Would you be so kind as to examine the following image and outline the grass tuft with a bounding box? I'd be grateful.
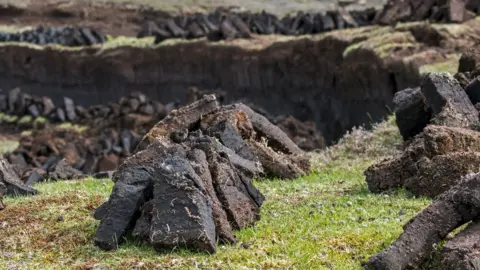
[311,115,402,171]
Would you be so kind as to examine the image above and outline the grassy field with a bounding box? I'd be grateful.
[0,117,431,269]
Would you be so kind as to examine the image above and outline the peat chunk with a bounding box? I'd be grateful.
[47,159,83,180]
[248,140,309,179]
[276,116,325,151]
[215,142,263,178]
[0,94,6,111]
[230,15,251,38]
[364,156,415,193]
[8,87,21,113]
[404,152,480,198]
[421,125,480,156]
[93,201,110,221]
[201,104,310,178]
[220,19,238,40]
[94,167,153,250]
[365,173,480,270]
[448,0,468,23]
[393,87,432,140]
[92,171,115,179]
[205,119,256,161]
[132,200,154,241]
[64,97,76,121]
[135,94,219,152]
[421,73,479,128]
[111,141,169,184]
[364,125,480,195]
[374,0,413,25]
[56,107,66,122]
[224,103,304,155]
[94,182,146,250]
[440,218,480,270]
[208,152,262,230]
[458,48,480,73]
[23,169,45,186]
[27,104,40,118]
[7,153,29,172]
[148,156,216,253]
[188,134,263,179]
[187,149,236,243]
[42,97,55,115]
[97,154,119,172]
[0,156,38,196]
[464,76,480,104]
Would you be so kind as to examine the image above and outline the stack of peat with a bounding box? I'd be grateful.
[363,52,480,269]
[0,25,106,46]
[0,90,180,184]
[5,126,143,184]
[0,88,177,131]
[375,0,480,25]
[93,95,310,253]
[139,0,480,43]
[365,72,480,197]
[184,87,326,151]
[138,8,375,43]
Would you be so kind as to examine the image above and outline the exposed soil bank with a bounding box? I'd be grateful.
[0,36,418,144]
[1,19,479,144]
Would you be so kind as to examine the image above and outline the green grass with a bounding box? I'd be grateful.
[0,111,88,137]
[419,54,461,74]
[0,116,431,269]
[0,139,18,153]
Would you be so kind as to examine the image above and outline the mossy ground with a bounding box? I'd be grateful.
[0,117,431,269]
